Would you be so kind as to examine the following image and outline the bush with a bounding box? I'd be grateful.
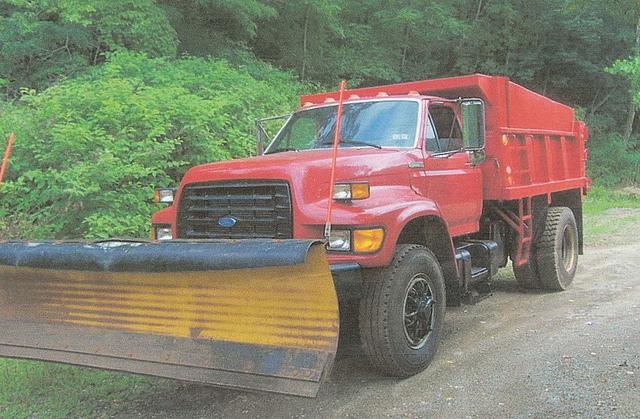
[587,133,640,186]
[585,113,640,186]
[0,51,304,239]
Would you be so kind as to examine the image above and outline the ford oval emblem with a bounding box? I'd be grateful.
[218,216,238,228]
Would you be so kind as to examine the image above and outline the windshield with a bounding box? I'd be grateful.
[265,100,420,153]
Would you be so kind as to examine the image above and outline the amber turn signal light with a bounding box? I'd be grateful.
[353,228,384,253]
[333,182,370,200]
[153,188,176,204]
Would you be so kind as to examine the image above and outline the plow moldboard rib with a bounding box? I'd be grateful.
[0,240,339,397]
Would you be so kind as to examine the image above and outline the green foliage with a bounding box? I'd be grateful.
[0,358,174,418]
[163,0,276,52]
[0,0,178,97]
[583,184,640,216]
[584,109,640,185]
[587,132,640,185]
[255,0,344,82]
[608,55,640,107]
[0,51,303,239]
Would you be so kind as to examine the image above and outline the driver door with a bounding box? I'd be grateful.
[424,104,483,237]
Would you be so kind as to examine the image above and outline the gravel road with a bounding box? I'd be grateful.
[123,238,640,418]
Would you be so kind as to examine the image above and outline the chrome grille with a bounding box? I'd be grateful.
[177,180,293,239]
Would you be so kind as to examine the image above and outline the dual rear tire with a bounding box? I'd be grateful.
[513,206,579,290]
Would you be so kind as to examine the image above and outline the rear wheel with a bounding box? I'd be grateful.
[511,206,578,291]
[359,244,446,377]
[513,255,542,289]
[536,207,578,290]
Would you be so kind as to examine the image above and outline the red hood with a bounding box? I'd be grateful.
[181,148,423,187]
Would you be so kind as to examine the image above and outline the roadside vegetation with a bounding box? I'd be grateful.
[0,359,173,418]
[0,51,302,239]
[582,185,640,245]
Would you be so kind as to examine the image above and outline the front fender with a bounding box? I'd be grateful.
[325,198,449,268]
[151,206,177,236]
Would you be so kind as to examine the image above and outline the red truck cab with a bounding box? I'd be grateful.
[151,74,588,377]
[152,95,486,266]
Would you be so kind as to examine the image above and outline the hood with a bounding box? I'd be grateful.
[181,148,422,187]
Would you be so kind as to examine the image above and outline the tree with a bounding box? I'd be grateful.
[608,55,640,141]
[253,0,343,82]
[0,0,178,98]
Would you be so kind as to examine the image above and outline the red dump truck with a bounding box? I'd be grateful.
[0,74,588,397]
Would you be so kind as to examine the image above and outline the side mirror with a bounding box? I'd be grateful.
[460,99,485,150]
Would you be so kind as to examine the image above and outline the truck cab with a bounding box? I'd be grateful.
[151,94,485,268]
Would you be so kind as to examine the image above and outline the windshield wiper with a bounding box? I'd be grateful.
[432,147,465,158]
[341,139,382,149]
[320,139,382,149]
[265,147,298,154]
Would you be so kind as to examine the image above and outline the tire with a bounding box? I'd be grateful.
[359,244,446,377]
[513,260,542,289]
[511,229,542,289]
[536,206,579,290]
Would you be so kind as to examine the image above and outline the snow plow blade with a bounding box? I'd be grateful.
[0,240,338,397]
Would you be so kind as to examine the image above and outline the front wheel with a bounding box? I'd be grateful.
[359,244,446,377]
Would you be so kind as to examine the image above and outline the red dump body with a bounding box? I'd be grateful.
[301,74,590,200]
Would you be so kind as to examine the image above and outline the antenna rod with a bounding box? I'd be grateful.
[324,81,347,239]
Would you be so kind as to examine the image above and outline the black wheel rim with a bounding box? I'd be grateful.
[403,274,435,349]
[561,224,577,272]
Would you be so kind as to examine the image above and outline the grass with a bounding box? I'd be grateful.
[0,184,638,418]
[582,184,640,216]
[582,184,640,245]
[0,359,178,418]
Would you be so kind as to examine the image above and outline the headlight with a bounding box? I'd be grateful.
[155,226,173,241]
[327,230,351,251]
[153,188,177,204]
[333,182,370,200]
[326,228,385,253]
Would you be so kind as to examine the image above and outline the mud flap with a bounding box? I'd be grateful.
[0,240,338,397]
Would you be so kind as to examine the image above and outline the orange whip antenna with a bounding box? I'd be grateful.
[324,80,347,240]
[0,132,15,185]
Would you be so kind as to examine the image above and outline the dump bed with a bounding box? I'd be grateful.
[301,74,589,200]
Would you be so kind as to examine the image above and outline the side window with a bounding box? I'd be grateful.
[429,106,463,152]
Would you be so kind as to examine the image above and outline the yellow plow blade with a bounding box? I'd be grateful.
[0,240,338,397]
